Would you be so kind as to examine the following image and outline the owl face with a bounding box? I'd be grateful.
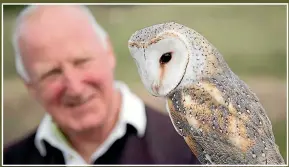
[128,35,189,97]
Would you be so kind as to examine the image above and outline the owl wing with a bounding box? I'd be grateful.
[166,74,284,164]
[167,93,250,164]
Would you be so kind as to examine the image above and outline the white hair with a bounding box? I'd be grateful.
[12,5,108,82]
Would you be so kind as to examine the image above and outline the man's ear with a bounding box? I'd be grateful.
[105,37,116,70]
[24,80,38,100]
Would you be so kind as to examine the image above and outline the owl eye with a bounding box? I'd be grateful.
[159,52,172,64]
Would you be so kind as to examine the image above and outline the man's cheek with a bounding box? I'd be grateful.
[82,70,105,83]
[40,81,65,106]
[82,71,110,97]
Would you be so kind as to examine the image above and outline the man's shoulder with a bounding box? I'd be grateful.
[144,105,169,121]
[4,130,37,153]
[144,105,181,139]
[144,105,174,132]
[143,105,200,164]
[3,129,41,164]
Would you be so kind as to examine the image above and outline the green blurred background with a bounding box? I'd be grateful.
[2,5,287,162]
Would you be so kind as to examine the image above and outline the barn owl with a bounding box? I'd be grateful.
[127,22,285,165]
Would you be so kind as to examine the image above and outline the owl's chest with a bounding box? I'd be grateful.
[166,88,210,138]
[166,81,244,142]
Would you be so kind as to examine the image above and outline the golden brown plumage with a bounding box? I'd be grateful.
[167,75,284,164]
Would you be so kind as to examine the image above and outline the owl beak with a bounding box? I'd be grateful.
[151,83,161,96]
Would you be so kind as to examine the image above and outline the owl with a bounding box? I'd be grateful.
[127,22,285,165]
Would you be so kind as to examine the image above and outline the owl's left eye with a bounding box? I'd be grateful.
[160,52,172,64]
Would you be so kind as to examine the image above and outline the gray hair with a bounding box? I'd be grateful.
[12,5,108,82]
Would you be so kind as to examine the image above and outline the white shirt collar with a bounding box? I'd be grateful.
[34,81,147,164]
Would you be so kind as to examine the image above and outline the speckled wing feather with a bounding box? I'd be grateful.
[166,72,285,165]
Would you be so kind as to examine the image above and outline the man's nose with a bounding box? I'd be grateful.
[63,68,83,96]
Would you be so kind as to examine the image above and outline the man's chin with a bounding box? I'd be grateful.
[70,115,105,132]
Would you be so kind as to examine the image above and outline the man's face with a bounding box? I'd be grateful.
[18,7,116,133]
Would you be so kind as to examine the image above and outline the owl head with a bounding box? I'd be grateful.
[128,22,209,97]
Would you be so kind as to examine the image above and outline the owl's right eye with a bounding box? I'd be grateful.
[159,52,172,64]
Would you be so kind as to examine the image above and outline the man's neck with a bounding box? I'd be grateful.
[64,90,122,163]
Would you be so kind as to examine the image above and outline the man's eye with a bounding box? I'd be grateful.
[74,58,91,66]
[40,68,62,80]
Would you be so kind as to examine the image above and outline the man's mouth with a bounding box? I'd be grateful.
[64,94,95,108]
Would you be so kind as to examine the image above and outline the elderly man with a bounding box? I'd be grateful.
[4,5,199,165]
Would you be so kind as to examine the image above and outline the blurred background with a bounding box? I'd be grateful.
[2,5,287,162]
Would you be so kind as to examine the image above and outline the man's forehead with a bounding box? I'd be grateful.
[22,5,88,21]
[19,5,95,34]
[17,6,102,49]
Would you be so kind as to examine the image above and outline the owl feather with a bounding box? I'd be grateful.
[128,22,285,165]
